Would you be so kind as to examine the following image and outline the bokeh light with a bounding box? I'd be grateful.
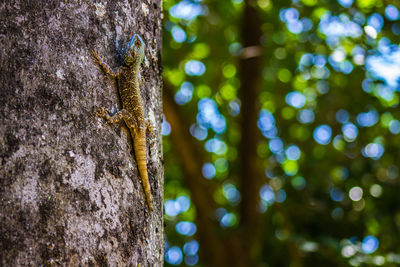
[297,109,315,124]
[260,185,275,204]
[370,184,383,198]
[313,125,332,145]
[175,82,193,105]
[169,0,203,21]
[202,162,216,179]
[285,145,301,160]
[285,91,306,109]
[176,221,197,236]
[166,246,183,265]
[162,0,400,265]
[362,143,384,159]
[385,5,400,21]
[337,0,353,8]
[185,60,206,76]
[342,122,358,142]
[349,186,363,201]
[222,183,241,204]
[362,236,379,254]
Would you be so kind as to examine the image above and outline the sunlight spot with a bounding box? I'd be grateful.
[166,246,183,265]
[342,245,357,258]
[162,118,171,136]
[175,82,193,105]
[342,122,358,142]
[280,7,299,23]
[364,25,377,38]
[228,100,241,116]
[220,213,237,228]
[185,60,206,76]
[197,98,226,133]
[389,119,400,134]
[260,185,275,203]
[285,91,306,108]
[258,109,276,131]
[176,196,190,212]
[319,13,362,38]
[385,5,400,21]
[349,186,363,201]
[285,145,301,160]
[176,221,197,236]
[170,1,203,21]
[370,184,383,198]
[367,13,384,32]
[183,240,199,256]
[366,49,400,89]
[297,109,315,124]
[331,49,346,62]
[171,26,186,43]
[205,138,227,155]
[269,138,284,153]
[202,163,216,179]
[190,124,208,140]
[313,125,332,145]
[337,0,353,8]
[362,236,379,254]
[223,183,241,204]
[357,110,378,127]
[165,200,180,217]
[362,143,384,159]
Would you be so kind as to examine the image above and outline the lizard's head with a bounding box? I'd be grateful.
[124,34,145,66]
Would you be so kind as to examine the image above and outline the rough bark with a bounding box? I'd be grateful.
[0,0,163,266]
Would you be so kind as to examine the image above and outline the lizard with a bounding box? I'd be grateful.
[92,34,153,211]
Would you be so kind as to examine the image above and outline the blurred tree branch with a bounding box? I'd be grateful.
[237,0,264,263]
[163,82,227,265]
[164,0,266,265]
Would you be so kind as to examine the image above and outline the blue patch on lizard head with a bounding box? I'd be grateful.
[124,34,145,66]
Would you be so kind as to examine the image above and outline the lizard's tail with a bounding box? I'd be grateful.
[134,131,153,211]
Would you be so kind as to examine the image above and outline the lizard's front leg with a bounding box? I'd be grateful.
[92,50,119,79]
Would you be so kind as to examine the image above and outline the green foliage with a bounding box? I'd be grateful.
[163,0,400,265]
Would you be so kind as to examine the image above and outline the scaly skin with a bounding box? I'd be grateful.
[92,34,153,211]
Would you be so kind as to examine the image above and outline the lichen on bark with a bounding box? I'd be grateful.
[0,0,163,265]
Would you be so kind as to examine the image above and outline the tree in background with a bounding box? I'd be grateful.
[162,0,400,266]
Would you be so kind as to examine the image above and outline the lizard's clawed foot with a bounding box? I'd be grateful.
[94,106,109,120]
[91,50,117,79]
[91,49,100,61]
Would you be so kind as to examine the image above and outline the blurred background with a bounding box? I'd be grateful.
[161,0,400,266]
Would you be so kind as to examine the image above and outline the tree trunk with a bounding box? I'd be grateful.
[0,0,163,266]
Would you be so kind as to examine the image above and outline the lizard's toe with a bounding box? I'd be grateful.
[94,106,107,117]
[91,49,99,59]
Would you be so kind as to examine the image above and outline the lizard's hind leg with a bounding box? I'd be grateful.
[95,107,136,126]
